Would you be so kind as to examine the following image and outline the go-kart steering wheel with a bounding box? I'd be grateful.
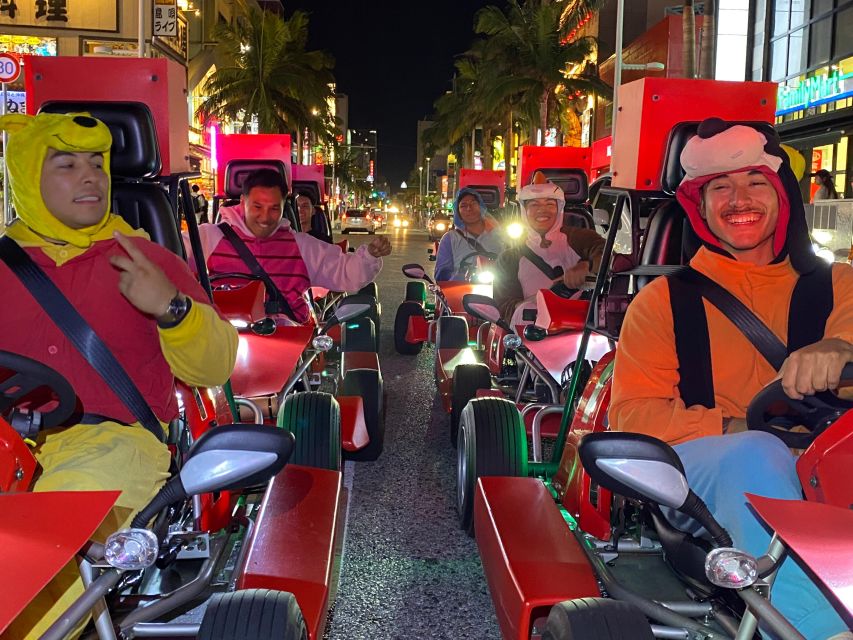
[209,272,265,290]
[745,363,853,449]
[549,282,580,299]
[0,350,77,431]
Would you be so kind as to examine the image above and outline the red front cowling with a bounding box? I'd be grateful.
[535,289,589,333]
[211,280,266,325]
[797,412,853,509]
[0,416,37,493]
[406,313,430,344]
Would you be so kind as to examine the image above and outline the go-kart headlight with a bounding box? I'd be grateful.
[229,319,249,329]
[476,270,494,284]
[105,528,158,570]
[704,547,757,589]
[506,222,524,239]
[312,335,334,352]
[435,222,446,232]
[503,334,523,350]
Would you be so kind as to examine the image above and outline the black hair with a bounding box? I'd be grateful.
[242,168,287,198]
[814,169,839,197]
[191,184,200,192]
[295,190,315,203]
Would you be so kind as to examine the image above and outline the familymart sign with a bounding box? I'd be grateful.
[777,68,853,115]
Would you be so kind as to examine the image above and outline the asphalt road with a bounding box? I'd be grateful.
[325,226,502,639]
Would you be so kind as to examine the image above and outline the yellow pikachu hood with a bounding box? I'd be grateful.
[0,111,122,248]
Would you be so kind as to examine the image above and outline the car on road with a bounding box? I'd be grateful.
[370,209,386,230]
[427,211,452,242]
[341,208,376,234]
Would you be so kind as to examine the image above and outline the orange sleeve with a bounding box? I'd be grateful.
[609,278,724,445]
[826,263,853,344]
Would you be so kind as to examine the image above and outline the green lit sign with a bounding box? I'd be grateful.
[776,69,853,115]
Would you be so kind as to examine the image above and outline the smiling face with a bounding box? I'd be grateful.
[700,169,780,265]
[457,194,482,226]
[243,185,284,238]
[524,197,559,234]
[39,148,109,230]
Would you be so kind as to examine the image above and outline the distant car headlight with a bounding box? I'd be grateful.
[403,219,410,227]
[506,222,524,239]
[476,270,494,284]
[393,219,402,227]
[435,222,446,231]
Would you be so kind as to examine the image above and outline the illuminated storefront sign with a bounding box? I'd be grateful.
[0,0,118,31]
[777,63,853,115]
[0,33,54,55]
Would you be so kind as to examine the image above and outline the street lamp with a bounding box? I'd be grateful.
[425,156,431,196]
[419,166,424,199]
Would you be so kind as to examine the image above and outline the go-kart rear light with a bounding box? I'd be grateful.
[705,547,758,589]
[105,528,158,570]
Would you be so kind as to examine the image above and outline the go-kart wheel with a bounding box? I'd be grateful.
[278,392,341,470]
[358,282,379,301]
[197,588,307,640]
[343,318,377,353]
[394,302,425,355]
[405,281,427,304]
[745,363,853,450]
[436,315,468,350]
[0,350,77,431]
[341,368,385,461]
[542,598,654,640]
[450,363,491,448]
[457,397,527,536]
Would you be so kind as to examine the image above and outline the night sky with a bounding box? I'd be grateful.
[286,1,494,190]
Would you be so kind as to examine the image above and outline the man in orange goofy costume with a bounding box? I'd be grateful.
[0,112,237,638]
[611,119,852,640]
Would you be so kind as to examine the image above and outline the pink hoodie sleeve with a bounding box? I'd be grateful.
[294,232,382,293]
[181,223,224,272]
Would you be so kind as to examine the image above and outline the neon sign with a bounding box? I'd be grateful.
[776,68,853,115]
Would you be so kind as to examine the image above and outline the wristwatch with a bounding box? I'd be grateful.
[156,293,192,328]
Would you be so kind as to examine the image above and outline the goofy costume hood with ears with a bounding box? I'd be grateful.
[675,117,818,274]
[0,111,145,250]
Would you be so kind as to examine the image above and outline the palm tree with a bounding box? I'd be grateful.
[197,4,336,155]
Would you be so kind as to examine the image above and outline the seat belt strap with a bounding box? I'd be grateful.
[787,265,833,352]
[217,223,298,321]
[520,245,563,280]
[667,273,715,409]
[0,237,164,441]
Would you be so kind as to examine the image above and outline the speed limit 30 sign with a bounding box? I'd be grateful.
[0,53,21,84]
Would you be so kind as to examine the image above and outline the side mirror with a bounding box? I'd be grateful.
[578,432,689,509]
[181,424,294,495]
[592,208,611,228]
[462,293,511,331]
[131,424,294,529]
[402,263,431,283]
[324,301,371,331]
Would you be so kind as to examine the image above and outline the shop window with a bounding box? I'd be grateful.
[788,27,808,76]
[833,6,853,59]
[773,0,791,36]
[771,36,789,80]
[812,0,834,16]
[809,17,832,66]
[836,137,848,174]
[789,0,809,29]
[752,43,765,80]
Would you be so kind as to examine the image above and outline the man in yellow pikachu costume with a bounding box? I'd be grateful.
[0,112,237,638]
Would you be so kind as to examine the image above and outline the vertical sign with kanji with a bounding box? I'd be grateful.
[153,0,177,38]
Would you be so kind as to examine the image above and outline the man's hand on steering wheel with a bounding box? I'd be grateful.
[561,261,593,290]
[367,236,392,258]
[778,338,853,400]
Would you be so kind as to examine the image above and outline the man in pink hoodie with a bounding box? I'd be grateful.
[187,169,391,323]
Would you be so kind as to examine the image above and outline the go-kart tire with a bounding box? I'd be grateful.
[394,301,425,355]
[358,282,379,301]
[457,397,527,536]
[450,363,491,448]
[405,281,427,304]
[198,589,307,640]
[436,315,468,350]
[343,318,377,353]
[542,598,654,640]
[341,368,385,461]
[340,294,380,349]
[278,392,341,471]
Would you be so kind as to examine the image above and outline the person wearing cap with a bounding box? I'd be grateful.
[611,119,853,640]
[0,112,238,638]
[433,187,505,281]
[493,175,605,324]
[187,169,390,324]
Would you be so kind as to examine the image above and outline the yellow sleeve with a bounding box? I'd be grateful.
[609,279,724,445]
[157,300,238,387]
